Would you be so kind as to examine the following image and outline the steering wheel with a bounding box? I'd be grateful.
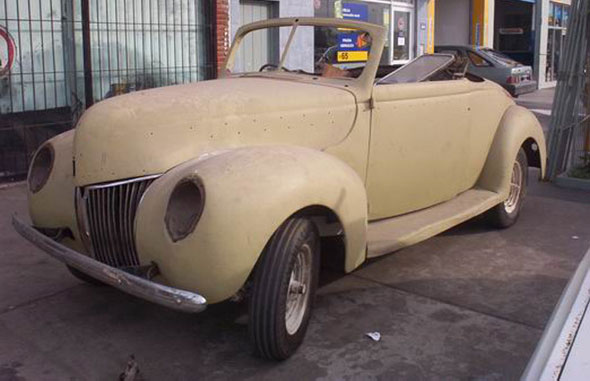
[259,63,278,72]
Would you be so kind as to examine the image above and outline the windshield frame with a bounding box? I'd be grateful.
[222,17,386,101]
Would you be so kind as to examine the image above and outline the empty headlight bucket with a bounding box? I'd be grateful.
[165,177,205,242]
[28,144,54,193]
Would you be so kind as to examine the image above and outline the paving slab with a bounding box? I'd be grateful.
[355,176,590,330]
[0,185,79,314]
[516,88,555,111]
[516,88,554,133]
[0,274,540,380]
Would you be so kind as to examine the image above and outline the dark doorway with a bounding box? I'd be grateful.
[494,0,535,66]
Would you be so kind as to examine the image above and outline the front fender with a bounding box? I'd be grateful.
[27,130,85,252]
[477,105,547,197]
[135,146,368,303]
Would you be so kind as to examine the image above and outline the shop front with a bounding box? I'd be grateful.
[545,0,570,82]
[314,0,431,66]
[535,0,571,88]
[229,0,434,70]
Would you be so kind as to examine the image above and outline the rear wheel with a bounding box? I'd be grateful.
[249,217,320,360]
[486,148,528,228]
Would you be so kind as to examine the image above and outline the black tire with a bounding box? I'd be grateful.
[67,265,105,286]
[249,217,320,360]
[486,148,528,228]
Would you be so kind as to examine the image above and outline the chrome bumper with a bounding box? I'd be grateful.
[12,215,207,313]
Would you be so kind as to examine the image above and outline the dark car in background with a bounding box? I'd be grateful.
[435,45,537,97]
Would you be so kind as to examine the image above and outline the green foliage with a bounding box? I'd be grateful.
[569,163,590,179]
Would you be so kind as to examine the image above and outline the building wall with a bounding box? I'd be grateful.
[435,0,471,45]
[433,0,494,48]
[416,0,428,54]
[278,0,314,72]
[487,0,495,47]
[228,0,314,72]
[216,0,231,76]
[416,0,435,55]
[230,0,314,40]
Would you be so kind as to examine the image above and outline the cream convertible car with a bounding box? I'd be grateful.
[14,18,546,360]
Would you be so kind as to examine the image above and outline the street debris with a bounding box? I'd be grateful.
[119,355,141,381]
[572,236,580,240]
[366,332,381,342]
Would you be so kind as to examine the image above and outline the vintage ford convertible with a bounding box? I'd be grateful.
[14,17,546,360]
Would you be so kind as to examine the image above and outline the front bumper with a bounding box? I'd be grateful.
[12,215,207,313]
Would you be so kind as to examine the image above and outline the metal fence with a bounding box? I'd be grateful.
[1,0,70,114]
[545,0,589,180]
[84,0,214,104]
[0,0,214,182]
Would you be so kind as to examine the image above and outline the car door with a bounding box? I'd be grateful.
[366,79,474,220]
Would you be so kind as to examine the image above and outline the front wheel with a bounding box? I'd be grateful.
[249,218,320,360]
[486,148,528,228]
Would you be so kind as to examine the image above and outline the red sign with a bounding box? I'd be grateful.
[0,26,16,78]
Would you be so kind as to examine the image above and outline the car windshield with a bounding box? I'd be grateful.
[228,24,374,79]
[480,48,520,66]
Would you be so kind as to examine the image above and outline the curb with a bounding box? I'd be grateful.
[0,181,26,190]
[555,174,590,191]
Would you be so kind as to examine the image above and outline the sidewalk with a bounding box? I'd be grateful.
[516,88,556,111]
[516,88,556,133]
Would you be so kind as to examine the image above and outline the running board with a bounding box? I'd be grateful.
[367,189,504,258]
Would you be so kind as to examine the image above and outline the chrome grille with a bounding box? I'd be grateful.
[77,175,159,268]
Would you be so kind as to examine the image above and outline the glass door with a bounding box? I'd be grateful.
[391,7,414,64]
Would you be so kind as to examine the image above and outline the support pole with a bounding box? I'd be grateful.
[81,0,93,108]
[471,0,489,47]
[426,0,435,54]
[584,11,590,163]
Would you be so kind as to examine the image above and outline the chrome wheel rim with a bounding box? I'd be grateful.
[504,160,523,214]
[285,244,312,335]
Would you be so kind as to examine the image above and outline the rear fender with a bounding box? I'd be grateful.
[477,105,546,197]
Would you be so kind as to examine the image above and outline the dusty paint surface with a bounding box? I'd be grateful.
[25,17,546,304]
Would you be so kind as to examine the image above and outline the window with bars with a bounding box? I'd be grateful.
[82,0,215,104]
[0,0,215,181]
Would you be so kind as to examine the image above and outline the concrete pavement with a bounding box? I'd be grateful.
[1,169,589,380]
[516,88,555,133]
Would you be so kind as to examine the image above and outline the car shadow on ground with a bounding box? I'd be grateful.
[54,268,553,379]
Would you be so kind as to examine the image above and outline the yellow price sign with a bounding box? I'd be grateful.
[337,51,368,62]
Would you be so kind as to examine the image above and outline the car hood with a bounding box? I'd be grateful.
[73,77,357,186]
